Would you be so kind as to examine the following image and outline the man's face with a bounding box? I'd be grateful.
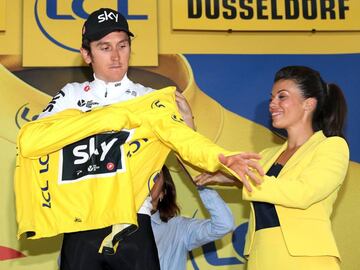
[81,31,131,82]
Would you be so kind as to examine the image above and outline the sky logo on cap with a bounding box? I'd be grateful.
[98,10,119,23]
[34,0,148,53]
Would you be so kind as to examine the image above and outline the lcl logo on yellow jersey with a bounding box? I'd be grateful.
[34,0,148,52]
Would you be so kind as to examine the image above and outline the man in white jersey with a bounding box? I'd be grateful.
[39,8,161,270]
[37,7,263,270]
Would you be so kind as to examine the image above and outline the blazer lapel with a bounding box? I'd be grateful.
[261,143,288,173]
[279,131,326,176]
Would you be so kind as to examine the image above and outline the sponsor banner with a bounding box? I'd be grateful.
[23,0,158,67]
[0,0,5,31]
[172,0,360,31]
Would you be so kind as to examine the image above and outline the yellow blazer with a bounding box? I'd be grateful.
[243,131,349,259]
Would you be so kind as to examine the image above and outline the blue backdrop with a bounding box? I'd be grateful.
[185,54,360,162]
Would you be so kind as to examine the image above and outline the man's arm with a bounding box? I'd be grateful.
[149,96,263,190]
[18,106,141,158]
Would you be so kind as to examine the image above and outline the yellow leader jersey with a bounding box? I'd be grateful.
[15,87,238,245]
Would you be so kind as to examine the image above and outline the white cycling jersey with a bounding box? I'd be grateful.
[39,73,155,215]
[40,73,154,118]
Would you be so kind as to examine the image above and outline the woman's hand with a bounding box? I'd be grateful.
[195,172,238,186]
[175,91,195,130]
[218,153,264,192]
[194,153,264,192]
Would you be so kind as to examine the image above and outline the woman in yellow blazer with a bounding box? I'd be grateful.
[196,66,349,270]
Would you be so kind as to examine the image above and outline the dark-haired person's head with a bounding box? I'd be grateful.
[272,66,347,138]
[151,166,180,222]
[81,8,133,51]
[79,8,133,83]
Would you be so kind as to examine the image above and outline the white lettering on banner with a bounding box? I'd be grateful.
[98,10,119,23]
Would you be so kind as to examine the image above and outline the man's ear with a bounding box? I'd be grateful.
[80,47,92,64]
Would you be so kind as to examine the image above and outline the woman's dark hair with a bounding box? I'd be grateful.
[157,166,180,222]
[274,66,347,138]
